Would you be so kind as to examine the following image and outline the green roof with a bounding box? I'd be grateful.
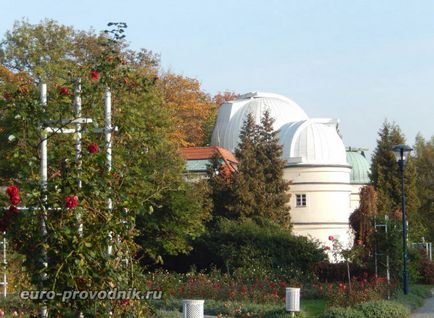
[346,149,370,184]
[185,159,211,172]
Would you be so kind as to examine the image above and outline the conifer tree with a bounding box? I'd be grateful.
[230,113,263,219]
[229,112,291,227]
[413,134,434,241]
[370,120,422,238]
[256,111,291,227]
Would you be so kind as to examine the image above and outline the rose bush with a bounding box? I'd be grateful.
[0,21,210,317]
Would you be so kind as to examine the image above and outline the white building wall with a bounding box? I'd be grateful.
[350,184,364,211]
[284,165,354,251]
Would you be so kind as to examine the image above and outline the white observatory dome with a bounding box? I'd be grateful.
[211,92,308,152]
[279,119,348,166]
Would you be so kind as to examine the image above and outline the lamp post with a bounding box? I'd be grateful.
[392,144,413,295]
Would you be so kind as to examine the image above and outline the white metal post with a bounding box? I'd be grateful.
[39,83,48,318]
[104,88,113,256]
[1,235,7,298]
[74,79,83,237]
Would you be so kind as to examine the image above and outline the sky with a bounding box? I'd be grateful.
[2,0,434,159]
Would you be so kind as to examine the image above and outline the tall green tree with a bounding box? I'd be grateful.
[414,134,434,242]
[228,111,291,227]
[229,113,264,220]
[370,120,422,239]
[256,111,291,227]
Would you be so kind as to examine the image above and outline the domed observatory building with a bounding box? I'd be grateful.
[211,92,355,249]
[346,148,370,211]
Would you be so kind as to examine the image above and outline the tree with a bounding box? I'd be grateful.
[349,185,377,247]
[370,120,421,238]
[413,134,434,242]
[229,113,264,219]
[0,19,103,83]
[0,20,210,315]
[256,111,291,227]
[206,153,234,220]
[158,72,216,146]
[212,91,239,106]
[228,111,291,227]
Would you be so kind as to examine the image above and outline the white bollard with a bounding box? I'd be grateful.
[285,287,300,315]
[182,299,204,318]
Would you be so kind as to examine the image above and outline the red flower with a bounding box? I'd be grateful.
[87,142,99,154]
[6,185,19,197]
[90,70,100,81]
[120,299,129,305]
[328,235,334,241]
[10,195,20,206]
[59,87,70,96]
[324,246,330,251]
[65,195,79,209]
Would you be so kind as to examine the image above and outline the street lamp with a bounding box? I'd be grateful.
[392,144,413,295]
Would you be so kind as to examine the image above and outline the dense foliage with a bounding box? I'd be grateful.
[163,218,325,281]
[413,134,434,242]
[210,112,291,227]
[0,20,210,316]
[369,120,421,238]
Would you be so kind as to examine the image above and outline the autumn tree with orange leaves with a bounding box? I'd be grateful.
[158,72,216,147]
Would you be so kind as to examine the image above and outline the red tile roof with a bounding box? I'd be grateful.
[179,146,238,163]
[179,146,238,174]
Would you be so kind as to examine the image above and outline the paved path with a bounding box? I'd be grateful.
[411,289,434,318]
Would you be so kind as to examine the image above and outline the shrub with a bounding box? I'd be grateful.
[355,300,410,318]
[418,257,434,284]
[392,284,432,310]
[321,307,364,318]
[146,269,290,304]
[321,276,389,307]
[315,261,372,283]
[163,218,326,283]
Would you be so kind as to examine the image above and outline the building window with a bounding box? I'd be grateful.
[296,194,307,207]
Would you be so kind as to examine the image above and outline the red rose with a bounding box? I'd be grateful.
[6,185,19,197]
[59,87,70,96]
[90,70,100,81]
[65,195,79,209]
[10,195,20,205]
[328,235,334,241]
[87,142,99,154]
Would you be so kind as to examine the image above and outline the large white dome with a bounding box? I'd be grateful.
[279,119,348,166]
[211,92,308,151]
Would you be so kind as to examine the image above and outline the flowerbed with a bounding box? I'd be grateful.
[145,269,291,304]
[144,269,394,308]
[317,275,392,307]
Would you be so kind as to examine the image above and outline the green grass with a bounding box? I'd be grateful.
[302,299,326,317]
[153,297,325,317]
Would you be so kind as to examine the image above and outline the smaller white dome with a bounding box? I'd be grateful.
[279,119,348,166]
